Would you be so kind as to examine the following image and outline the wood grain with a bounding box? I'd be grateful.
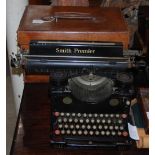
[18,5,129,50]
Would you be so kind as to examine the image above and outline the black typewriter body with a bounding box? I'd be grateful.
[12,40,147,150]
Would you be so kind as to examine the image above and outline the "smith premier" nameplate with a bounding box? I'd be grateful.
[29,41,123,57]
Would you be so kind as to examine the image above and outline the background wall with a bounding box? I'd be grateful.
[6,0,28,113]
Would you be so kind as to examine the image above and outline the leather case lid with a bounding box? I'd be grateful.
[18,5,129,49]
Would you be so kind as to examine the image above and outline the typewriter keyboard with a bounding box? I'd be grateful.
[52,112,129,137]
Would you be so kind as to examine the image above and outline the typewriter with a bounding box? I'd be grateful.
[12,40,146,149]
[11,5,148,150]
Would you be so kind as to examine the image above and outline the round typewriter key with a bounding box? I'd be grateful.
[118,119,123,124]
[110,114,114,118]
[54,112,60,117]
[66,113,70,117]
[77,113,81,117]
[63,97,72,104]
[84,130,88,135]
[123,131,128,137]
[86,119,90,123]
[55,130,60,135]
[81,124,86,129]
[58,124,63,129]
[109,126,113,130]
[87,125,91,130]
[121,114,127,119]
[60,112,65,116]
[64,124,68,129]
[101,131,105,135]
[120,126,124,130]
[76,124,80,129]
[91,119,95,123]
[61,130,65,135]
[114,126,119,130]
[66,130,71,135]
[104,125,108,130]
[105,114,109,118]
[78,130,82,135]
[94,113,98,117]
[118,131,122,136]
[83,113,87,117]
[98,125,102,130]
[89,130,94,135]
[96,119,100,123]
[74,118,78,123]
[88,114,92,117]
[68,118,73,123]
[79,119,84,123]
[106,131,110,136]
[111,131,116,136]
[72,130,76,135]
[95,131,100,136]
[93,125,97,130]
[63,118,67,123]
[99,114,104,117]
[70,124,74,129]
[116,114,120,118]
[57,118,62,123]
[72,113,76,117]
[126,100,130,105]
[107,119,111,124]
[102,119,106,123]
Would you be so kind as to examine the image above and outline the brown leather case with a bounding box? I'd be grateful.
[18,5,129,50]
[17,5,129,83]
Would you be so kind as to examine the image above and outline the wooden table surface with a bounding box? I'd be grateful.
[10,83,149,155]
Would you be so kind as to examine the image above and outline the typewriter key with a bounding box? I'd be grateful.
[95,131,100,136]
[55,130,60,135]
[81,124,86,129]
[72,113,76,117]
[123,131,128,137]
[106,131,110,136]
[114,126,119,130]
[89,130,94,135]
[54,112,59,117]
[68,118,73,123]
[72,130,76,135]
[96,119,100,123]
[99,114,104,117]
[120,126,124,130]
[92,125,97,130]
[64,124,68,129]
[76,124,80,129]
[84,130,88,135]
[61,130,65,135]
[91,119,95,123]
[101,131,105,135]
[70,124,74,129]
[111,131,116,136]
[79,119,84,123]
[98,125,102,130]
[66,130,71,135]
[94,113,98,117]
[102,119,106,123]
[78,130,82,135]
[87,125,91,129]
[121,114,127,119]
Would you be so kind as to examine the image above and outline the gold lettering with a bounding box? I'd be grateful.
[74,48,95,54]
[56,48,72,53]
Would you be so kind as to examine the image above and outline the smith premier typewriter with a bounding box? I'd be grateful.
[11,5,148,150]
